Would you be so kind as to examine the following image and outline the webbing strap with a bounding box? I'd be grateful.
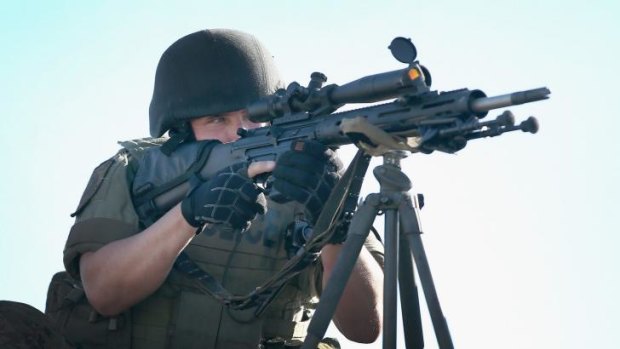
[173,252,234,303]
[307,150,370,247]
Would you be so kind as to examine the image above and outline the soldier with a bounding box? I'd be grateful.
[56,29,384,348]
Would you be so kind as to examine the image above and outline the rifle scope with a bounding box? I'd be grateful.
[247,65,430,123]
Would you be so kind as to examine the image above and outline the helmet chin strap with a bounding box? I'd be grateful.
[160,122,195,156]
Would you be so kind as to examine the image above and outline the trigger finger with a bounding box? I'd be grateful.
[248,161,276,178]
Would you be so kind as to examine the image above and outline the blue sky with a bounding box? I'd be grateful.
[1,1,618,348]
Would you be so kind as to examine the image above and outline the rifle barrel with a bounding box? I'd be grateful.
[470,87,550,113]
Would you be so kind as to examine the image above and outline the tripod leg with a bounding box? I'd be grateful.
[399,231,424,349]
[399,197,455,349]
[384,209,399,349]
[301,194,381,349]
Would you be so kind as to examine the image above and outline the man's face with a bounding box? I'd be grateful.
[190,109,263,143]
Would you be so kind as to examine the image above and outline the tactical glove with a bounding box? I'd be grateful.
[271,140,343,223]
[181,163,267,230]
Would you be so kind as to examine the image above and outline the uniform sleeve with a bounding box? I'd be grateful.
[63,152,141,279]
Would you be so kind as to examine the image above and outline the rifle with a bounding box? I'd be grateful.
[136,37,548,217]
[130,37,549,310]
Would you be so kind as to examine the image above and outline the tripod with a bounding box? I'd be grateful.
[302,150,454,349]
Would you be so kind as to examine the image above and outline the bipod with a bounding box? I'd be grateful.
[301,150,454,349]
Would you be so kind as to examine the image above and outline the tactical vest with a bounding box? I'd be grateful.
[123,139,320,349]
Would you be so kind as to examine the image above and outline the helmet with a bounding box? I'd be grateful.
[149,29,283,137]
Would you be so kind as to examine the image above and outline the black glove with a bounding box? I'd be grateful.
[181,163,267,230]
[271,140,343,223]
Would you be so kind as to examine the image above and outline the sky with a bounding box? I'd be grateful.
[0,1,618,348]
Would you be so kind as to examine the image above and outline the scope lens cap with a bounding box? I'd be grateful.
[420,65,432,87]
[389,37,417,63]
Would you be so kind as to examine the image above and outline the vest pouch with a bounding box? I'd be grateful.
[166,289,264,349]
[45,271,132,348]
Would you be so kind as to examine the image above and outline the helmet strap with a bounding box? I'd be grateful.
[161,122,195,156]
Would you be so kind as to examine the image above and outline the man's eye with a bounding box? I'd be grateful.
[205,116,226,124]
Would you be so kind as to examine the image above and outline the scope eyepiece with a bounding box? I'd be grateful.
[247,89,287,123]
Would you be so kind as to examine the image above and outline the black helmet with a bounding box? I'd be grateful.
[149,29,283,137]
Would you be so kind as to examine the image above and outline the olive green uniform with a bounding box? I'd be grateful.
[62,148,384,348]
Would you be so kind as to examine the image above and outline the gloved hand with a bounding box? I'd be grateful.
[181,163,267,230]
[270,140,343,223]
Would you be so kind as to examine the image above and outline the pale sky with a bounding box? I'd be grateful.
[1,1,618,348]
